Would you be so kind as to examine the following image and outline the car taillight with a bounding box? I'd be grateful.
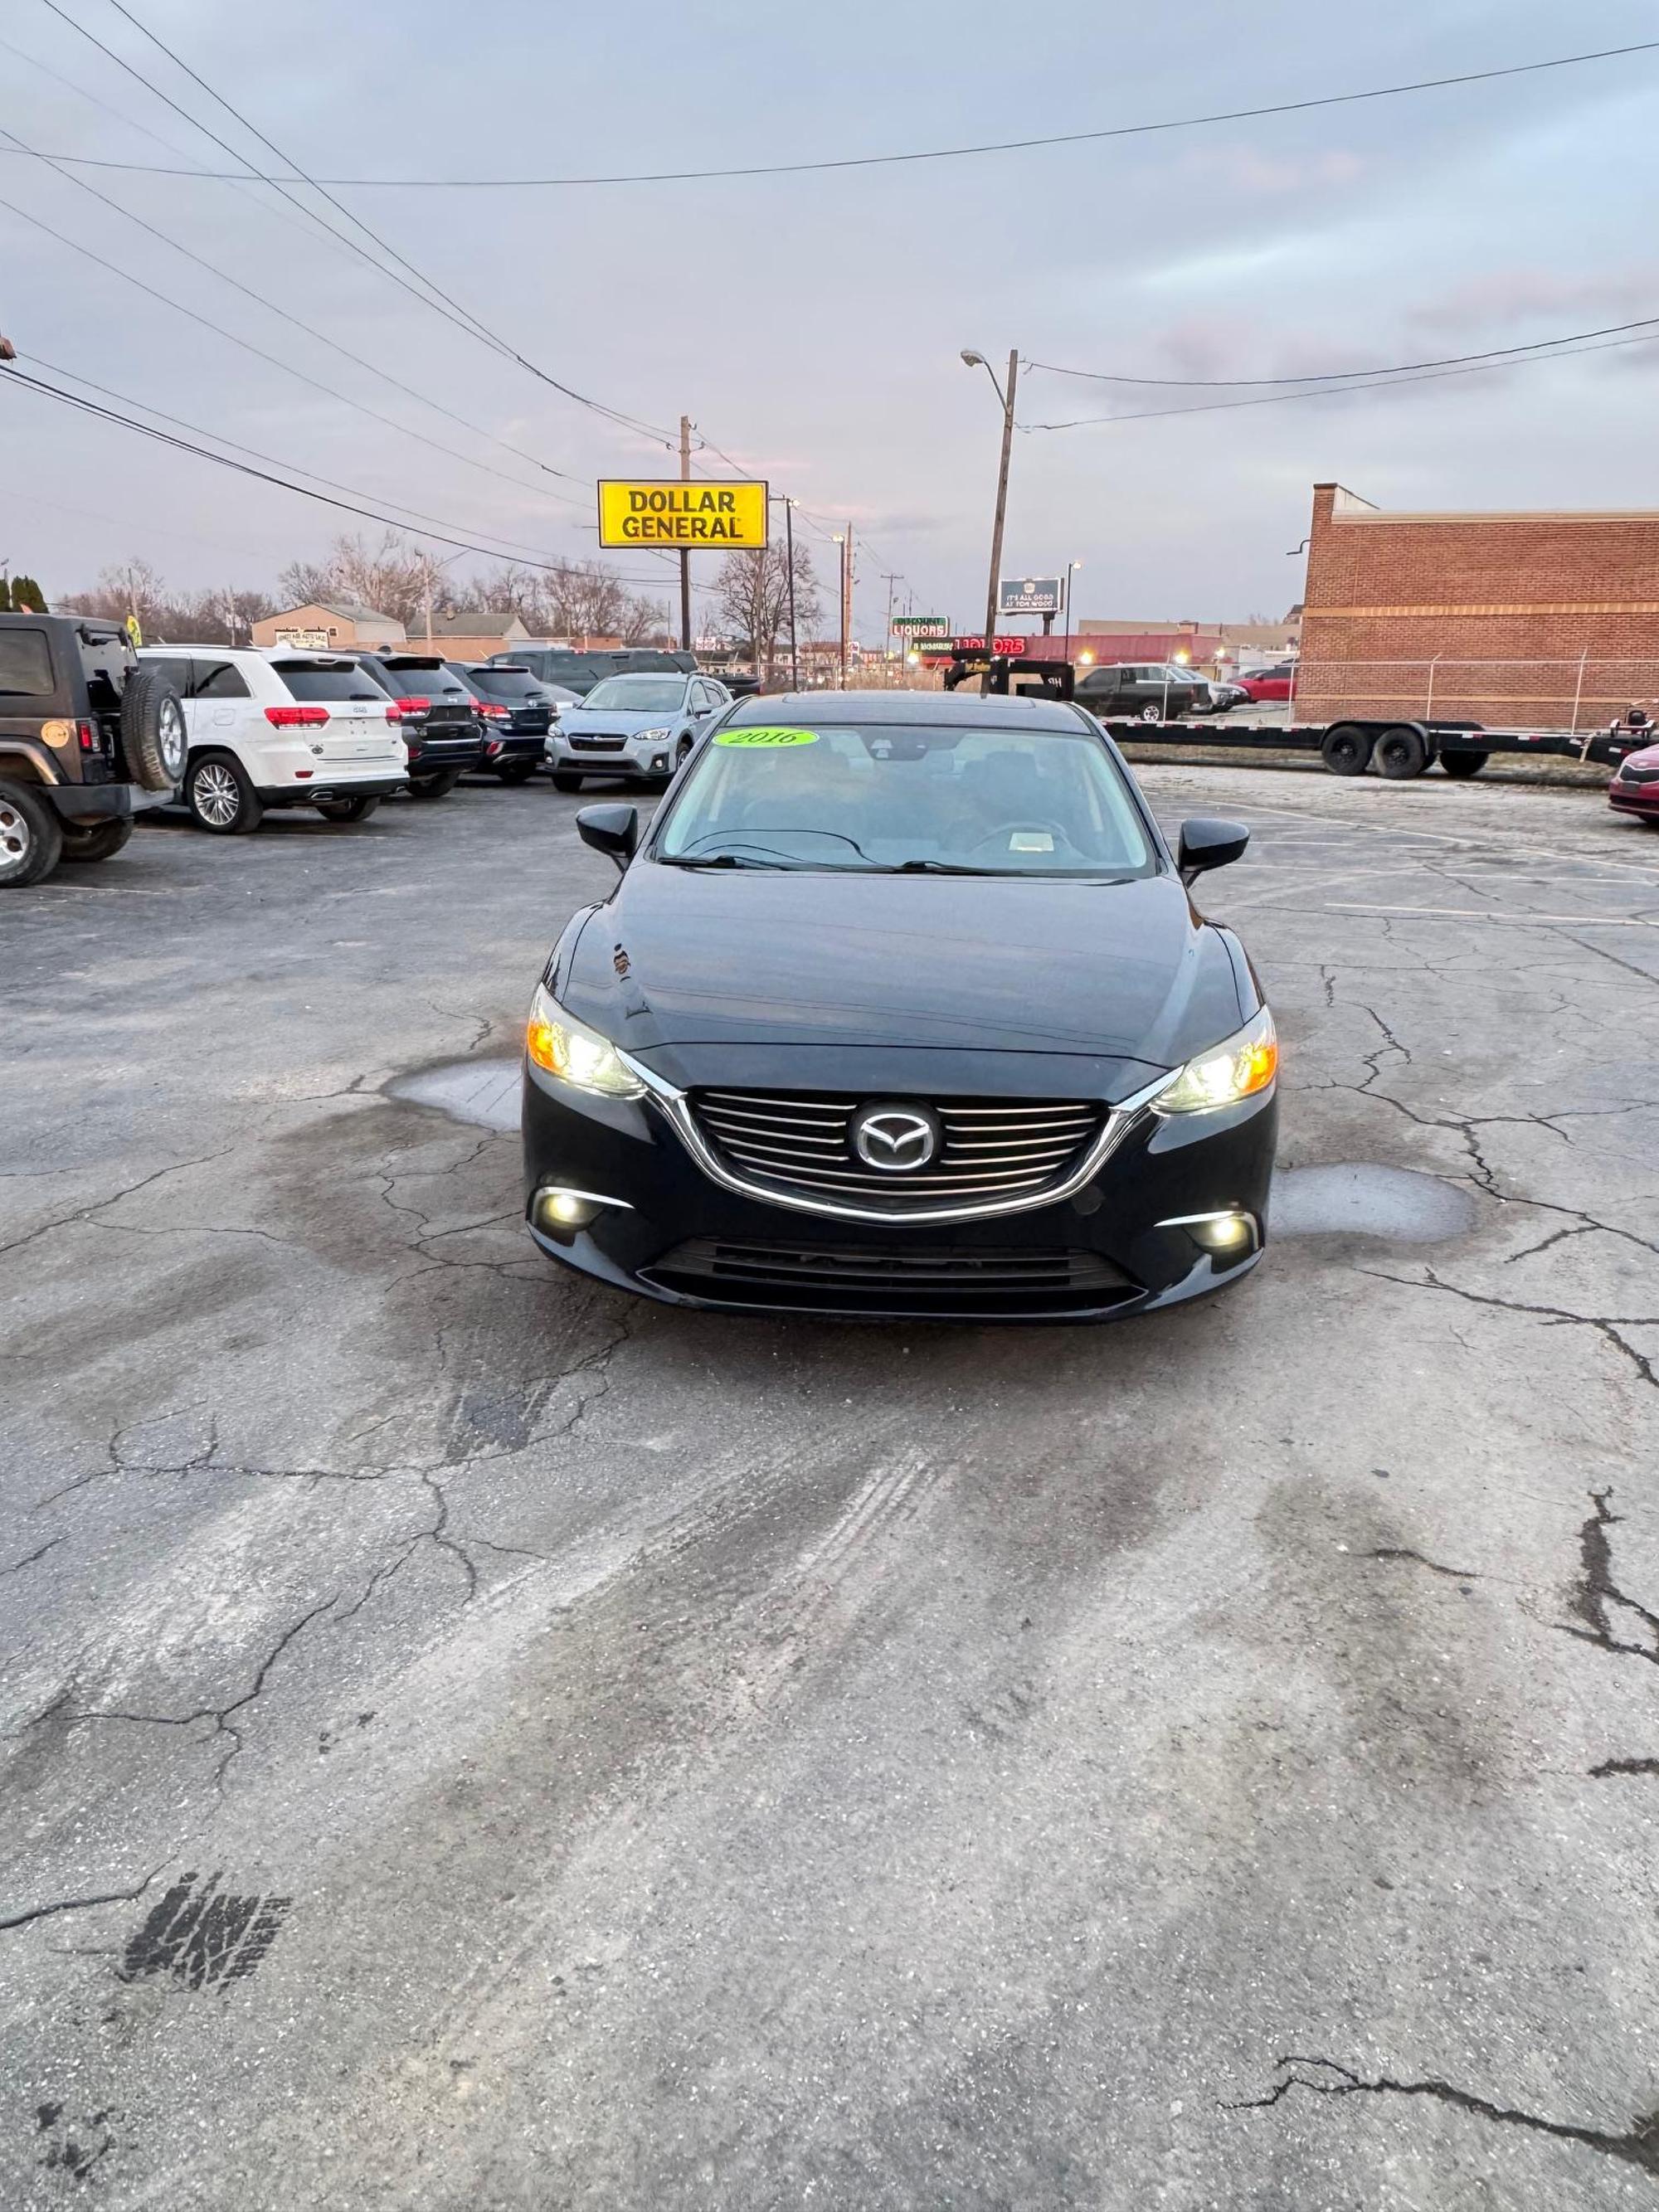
[77,719,97,751]
[265,705,330,727]
[478,702,508,719]
[397,696,431,717]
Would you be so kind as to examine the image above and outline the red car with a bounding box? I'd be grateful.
[1235,663,1297,703]
[1608,741,1659,821]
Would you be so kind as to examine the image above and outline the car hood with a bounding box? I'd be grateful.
[1618,741,1659,767]
[559,705,681,733]
[557,862,1248,1089]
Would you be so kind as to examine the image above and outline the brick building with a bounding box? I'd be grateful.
[1298,483,1659,729]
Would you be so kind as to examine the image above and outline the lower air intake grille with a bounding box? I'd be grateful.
[645,1239,1138,1316]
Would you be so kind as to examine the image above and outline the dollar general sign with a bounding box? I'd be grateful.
[597,479,769,548]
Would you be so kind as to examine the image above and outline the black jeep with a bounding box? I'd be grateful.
[0,613,184,886]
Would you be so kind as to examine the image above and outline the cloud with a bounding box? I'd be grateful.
[1408,265,1659,335]
[1180,146,1367,197]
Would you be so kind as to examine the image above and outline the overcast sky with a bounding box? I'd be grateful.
[2,0,1657,639]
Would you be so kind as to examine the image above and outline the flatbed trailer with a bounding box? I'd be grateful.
[1100,714,1651,780]
[961,657,1651,780]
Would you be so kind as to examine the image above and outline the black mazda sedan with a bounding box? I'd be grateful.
[522,691,1276,1321]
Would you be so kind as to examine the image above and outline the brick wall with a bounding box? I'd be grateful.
[1298,484,1659,727]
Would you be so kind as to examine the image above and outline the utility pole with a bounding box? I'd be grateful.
[883,571,901,687]
[836,527,852,689]
[679,415,693,656]
[785,498,800,691]
[979,349,1018,695]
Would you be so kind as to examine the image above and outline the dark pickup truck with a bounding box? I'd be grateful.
[0,612,184,886]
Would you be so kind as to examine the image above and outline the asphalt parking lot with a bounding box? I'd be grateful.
[4,763,1658,2210]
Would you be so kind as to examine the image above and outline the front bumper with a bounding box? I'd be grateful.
[522,1058,1277,1323]
[546,735,673,780]
[1609,780,1659,816]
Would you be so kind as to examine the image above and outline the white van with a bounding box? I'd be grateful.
[139,646,407,833]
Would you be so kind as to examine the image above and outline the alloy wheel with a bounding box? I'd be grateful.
[0,800,32,880]
[158,698,187,784]
[192,761,241,828]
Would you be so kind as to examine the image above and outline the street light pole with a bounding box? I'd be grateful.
[962,348,1018,697]
[1063,558,1082,667]
[679,415,693,656]
[785,498,800,691]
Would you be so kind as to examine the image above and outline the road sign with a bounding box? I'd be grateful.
[893,615,949,634]
[596,479,769,549]
[998,577,1063,616]
[916,634,1029,658]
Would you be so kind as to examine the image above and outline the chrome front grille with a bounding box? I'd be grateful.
[688,1090,1107,1213]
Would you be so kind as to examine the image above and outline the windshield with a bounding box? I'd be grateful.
[274,663,388,701]
[655,719,1157,877]
[469,667,542,698]
[581,676,686,712]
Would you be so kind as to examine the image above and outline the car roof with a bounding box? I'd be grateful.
[725,688,1089,730]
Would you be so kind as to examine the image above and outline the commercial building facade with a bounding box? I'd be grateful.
[251,602,406,651]
[1297,483,1659,729]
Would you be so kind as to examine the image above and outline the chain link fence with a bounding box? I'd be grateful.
[1291,657,1659,733]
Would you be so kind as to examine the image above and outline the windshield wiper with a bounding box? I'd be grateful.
[659,852,795,870]
[893,859,1009,875]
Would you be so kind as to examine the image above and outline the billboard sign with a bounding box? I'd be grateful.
[596,479,769,549]
[893,615,950,634]
[998,576,1063,616]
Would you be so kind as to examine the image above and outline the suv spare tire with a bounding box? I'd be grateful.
[121,668,187,792]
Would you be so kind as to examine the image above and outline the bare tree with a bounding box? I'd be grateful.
[278,531,430,629]
[712,543,821,675]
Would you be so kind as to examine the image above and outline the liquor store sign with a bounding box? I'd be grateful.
[596,479,769,548]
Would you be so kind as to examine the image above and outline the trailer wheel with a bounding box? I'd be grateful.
[1321,724,1372,777]
[1440,750,1488,780]
[1374,725,1429,780]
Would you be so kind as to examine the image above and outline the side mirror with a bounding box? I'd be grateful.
[577,803,638,873]
[1177,816,1249,884]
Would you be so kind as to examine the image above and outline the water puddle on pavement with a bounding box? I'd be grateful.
[388,1065,1477,1247]
[389,1057,518,1131]
[1269,1162,1477,1242]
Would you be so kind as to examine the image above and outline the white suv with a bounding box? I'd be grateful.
[139,646,408,834]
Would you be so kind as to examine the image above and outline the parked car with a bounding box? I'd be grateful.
[348,653,484,796]
[1182,672,1251,717]
[546,672,733,790]
[1608,741,1659,823]
[1073,662,1200,723]
[1235,663,1298,703]
[522,688,1274,1320]
[138,646,406,833]
[1,611,182,886]
[448,663,552,784]
[493,647,698,698]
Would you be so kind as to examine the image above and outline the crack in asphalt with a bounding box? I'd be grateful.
[1365,1547,1481,1582]
[0,1146,239,1265]
[0,1865,164,1936]
[25,1599,341,1793]
[1559,1490,1659,1670]
[1231,2056,1659,2176]
[1589,1756,1659,1779]
[1359,1267,1659,1389]
[1,1535,65,1576]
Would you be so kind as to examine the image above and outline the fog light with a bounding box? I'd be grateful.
[650,753,669,773]
[531,1185,631,1238]
[1160,1208,1258,1257]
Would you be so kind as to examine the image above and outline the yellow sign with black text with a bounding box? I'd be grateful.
[596,479,769,549]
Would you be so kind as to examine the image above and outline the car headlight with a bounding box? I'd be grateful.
[525,983,644,1097]
[631,726,671,744]
[1151,1007,1277,1115]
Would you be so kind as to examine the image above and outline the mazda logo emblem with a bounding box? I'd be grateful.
[851,1101,941,1173]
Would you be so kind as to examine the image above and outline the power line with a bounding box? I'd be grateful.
[1019,327,1659,430]
[0,360,710,586]
[0,185,592,505]
[1,40,1651,186]
[45,0,682,449]
[0,118,588,496]
[24,353,594,564]
[1025,314,1659,388]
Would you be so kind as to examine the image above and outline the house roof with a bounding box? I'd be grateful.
[299,602,398,624]
[423,610,523,636]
